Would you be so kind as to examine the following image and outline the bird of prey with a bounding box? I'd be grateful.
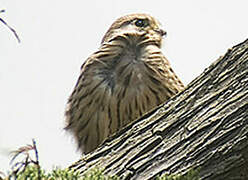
[65,13,184,154]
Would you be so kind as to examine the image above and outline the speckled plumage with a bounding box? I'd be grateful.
[65,14,184,153]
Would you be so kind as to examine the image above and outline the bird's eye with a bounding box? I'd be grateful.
[134,19,148,27]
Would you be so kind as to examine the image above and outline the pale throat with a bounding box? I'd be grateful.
[96,37,162,93]
[116,42,160,80]
[109,36,162,62]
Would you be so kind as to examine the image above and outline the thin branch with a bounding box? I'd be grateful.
[9,139,41,179]
[32,139,41,180]
[0,9,21,43]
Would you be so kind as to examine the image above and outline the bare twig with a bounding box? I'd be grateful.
[0,9,21,43]
[9,139,41,179]
[10,144,33,165]
[32,139,41,179]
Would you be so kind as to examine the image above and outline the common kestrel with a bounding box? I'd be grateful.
[65,13,184,153]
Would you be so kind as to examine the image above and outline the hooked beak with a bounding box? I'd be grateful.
[155,29,167,36]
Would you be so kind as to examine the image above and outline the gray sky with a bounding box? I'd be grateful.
[0,0,247,173]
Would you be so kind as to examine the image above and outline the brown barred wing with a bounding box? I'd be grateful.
[65,57,113,153]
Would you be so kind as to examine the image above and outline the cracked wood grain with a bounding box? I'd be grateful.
[69,39,248,180]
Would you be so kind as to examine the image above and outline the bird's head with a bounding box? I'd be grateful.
[101,13,166,48]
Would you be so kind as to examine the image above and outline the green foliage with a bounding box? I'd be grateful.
[9,165,46,180]
[6,165,79,180]
[2,139,119,179]
[6,165,119,180]
[47,168,80,180]
[157,168,200,180]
